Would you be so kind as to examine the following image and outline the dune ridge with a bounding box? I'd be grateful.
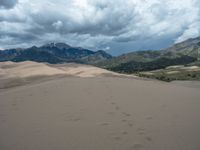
[0,61,134,89]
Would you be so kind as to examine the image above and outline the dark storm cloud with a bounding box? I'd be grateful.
[0,0,199,54]
[0,0,18,9]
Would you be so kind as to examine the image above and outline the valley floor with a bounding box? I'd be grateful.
[0,76,200,150]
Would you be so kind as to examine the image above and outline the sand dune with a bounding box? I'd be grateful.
[0,61,123,79]
[0,61,66,78]
[49,63,126,78]
[0,61,133,89]
[0,61,200,150]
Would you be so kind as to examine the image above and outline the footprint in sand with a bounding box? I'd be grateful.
[115,106,120,111]
[64,116,81,122]
[1,118,7,123]
[72,118,81,122]
[137,128,146,135]
[111,102,116,105]
[146,116,153,120]
[100,122,109,126]
[107,112,115,115]
[128,122,134,127]
[11,103,17,107]
[11,102,19,111]
[122,131,128,135]
[145,136,152,142]
[121,119,127,122]
[28,94,33,97]
[113,136,122,141]
[44,91,48,94]
[131,143,144,150]
[122,112,131,117]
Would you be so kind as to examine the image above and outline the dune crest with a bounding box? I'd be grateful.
[0,61,66,78]
[0,61,133,89]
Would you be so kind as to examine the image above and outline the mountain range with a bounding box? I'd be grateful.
[0,37,200,73]
[0,43,112,64]
[97,37,200,73]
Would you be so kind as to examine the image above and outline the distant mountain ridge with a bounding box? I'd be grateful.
[96,37,200,73]
[0,43,112,64]
[0,37,200,73]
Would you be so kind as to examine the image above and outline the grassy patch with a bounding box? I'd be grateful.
[137,66,200,82]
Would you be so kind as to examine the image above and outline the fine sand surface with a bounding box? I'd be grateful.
[0,75,200,150]
[0,61,134,89]
[0,61,130,79]
[171,81,200,88]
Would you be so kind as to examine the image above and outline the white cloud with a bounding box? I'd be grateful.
[0,0,199,54]
[175,22,200,43]
[52,20,63,30]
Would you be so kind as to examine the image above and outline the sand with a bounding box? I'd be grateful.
[0,61,134,89]
[0,61,67,78]
[172,80,200,88]
[0,61,200,150]
[166,71,180,74]
[0,61,131,78]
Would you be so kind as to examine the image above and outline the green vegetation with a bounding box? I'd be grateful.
[137,65,200,82]
[1,37,200,82]
[96,50,163,68]
[95,37,200,82]
[106,56,197,73]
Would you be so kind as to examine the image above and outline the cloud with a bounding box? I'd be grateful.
[0,0,18,9]
[0,0,200,54]
[175,22,200,43]
[52,20,63,30]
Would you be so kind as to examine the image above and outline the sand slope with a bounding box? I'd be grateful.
[0,61,125,78]
[0,75,200,150]
[0,61,200,150]
[0,61,66,78]
[0,61,133,89]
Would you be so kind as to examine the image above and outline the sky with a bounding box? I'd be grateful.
[0,0,200,55]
